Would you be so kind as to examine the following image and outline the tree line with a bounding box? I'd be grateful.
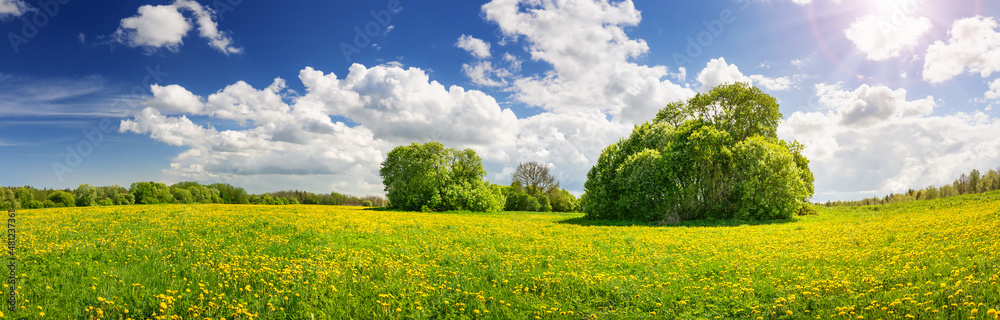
[0,181,385,210]
[820,167,1000,207]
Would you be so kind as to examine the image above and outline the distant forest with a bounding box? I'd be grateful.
[0,181,386,210]
[820,167,1000,207]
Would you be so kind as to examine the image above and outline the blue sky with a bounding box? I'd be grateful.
[1,0,999,201]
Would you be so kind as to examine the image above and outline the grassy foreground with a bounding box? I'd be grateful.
[4,192,1000,319]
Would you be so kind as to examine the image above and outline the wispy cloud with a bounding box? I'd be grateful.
[0,74,125,117]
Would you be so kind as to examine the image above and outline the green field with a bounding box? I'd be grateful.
[3,192,999,319]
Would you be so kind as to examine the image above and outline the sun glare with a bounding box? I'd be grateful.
[869,0,921,14]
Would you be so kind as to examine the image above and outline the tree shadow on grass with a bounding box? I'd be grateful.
[556,216,800,228]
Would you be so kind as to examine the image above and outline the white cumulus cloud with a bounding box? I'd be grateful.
[122,63,522,195]
[813,83,936,127]
[986,79,1000,100]
[482,0,694,123]
[112,0,242,55]
[146,84,204,114]
[780,83,1000,200]
[462,61,510,87]
[696,58,794,92]
[297,64,519,147]
[923,16,1000,83]
[456,34,492,59]
[844,14,932,61]
[0,0,28,18]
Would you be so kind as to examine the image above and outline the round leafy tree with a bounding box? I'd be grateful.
[582,82,814,222]
[380,142,505,213]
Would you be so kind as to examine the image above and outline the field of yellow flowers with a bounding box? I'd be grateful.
[3,191,999,319]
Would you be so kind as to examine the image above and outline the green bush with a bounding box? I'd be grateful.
[504,188,540,212]
[172,188,194,204]
[362,200,373,207]
[23,200,43,209]
[130,182,173,204]
[0,188,18,211]
[548,189,578,212]
[582,83,813,222]
[48,190,75,207]
[538,195,551,212]
[75,184,98,207]
[380,142,503,213]
[442,182,505,213]
[731,136,809,220]
[795,204,818,216]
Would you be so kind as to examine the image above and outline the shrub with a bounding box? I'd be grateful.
[48,190,75,207]
[504,189,540,212]
[796,204,818,216]
[548,189,578,212]
[380,142,503,213]
[75,184,98,207]
[171,188,194,204]
[0,188,18,211]
[582,83,813,222]
[538,195,552,212]
[23,200,43,209]
[130,182,173,204]
[362,200,373,207]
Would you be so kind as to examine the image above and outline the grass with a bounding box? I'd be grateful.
[3,191,1000,319]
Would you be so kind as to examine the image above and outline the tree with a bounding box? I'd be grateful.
[12,187,32,205]
[583,82,813,222]
[538,195,552,212]
[171,188,194,204]
[548,189,578,212]
[987,169,999,191]
[130,182,173,204]
[208,183,249,204]
[655,82,781,142]
[48,190,75,207]
[0,188,18,211]
[504,187,540,212]
[923,185,939,200]
[511,162,560,198]
[969,169,982,194]
[380,142,504,213]
[731,136,809,220]
[75,184,99,207]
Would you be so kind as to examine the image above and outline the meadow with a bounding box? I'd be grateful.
[3,191,999,319]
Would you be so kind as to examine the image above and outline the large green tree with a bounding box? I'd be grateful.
[380,142,504,213]
[47,190,75,207]
[583,82,814,222]
[130,182,174,204]
[0,188,19,211]
[74,184,98,207]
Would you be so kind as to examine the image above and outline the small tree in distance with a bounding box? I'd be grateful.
[512,162,560,198]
